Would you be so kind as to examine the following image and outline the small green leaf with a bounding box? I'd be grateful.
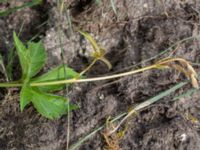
[20,84,32,111]
[30,88,78,119]
[13,32,46,79]
[31,65,80,92]
[13,32,29,79]
[27,41,46,78]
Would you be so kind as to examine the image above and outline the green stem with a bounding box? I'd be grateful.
[0,65,157,88]
[0,81,21,87]
[31,65,156,86]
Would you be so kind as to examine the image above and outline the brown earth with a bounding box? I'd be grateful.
[0,0,200,150]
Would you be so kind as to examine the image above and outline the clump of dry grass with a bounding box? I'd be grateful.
[155,58,199,89]
[102,117,127,150]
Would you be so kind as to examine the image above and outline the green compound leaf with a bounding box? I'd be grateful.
[14,32,79,119]
[31,65,81,92]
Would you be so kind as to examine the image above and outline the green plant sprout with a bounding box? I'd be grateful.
[0,30,112,119]
[10,32,80,119]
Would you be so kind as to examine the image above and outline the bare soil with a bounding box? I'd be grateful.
[0,0,200,150]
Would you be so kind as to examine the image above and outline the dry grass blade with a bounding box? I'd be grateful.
[99,57,112,70]
[190,74,199,89]
[78,30,99,52]
[156,58,199,88]
[102,116,129,150]
[102,132,121,150]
